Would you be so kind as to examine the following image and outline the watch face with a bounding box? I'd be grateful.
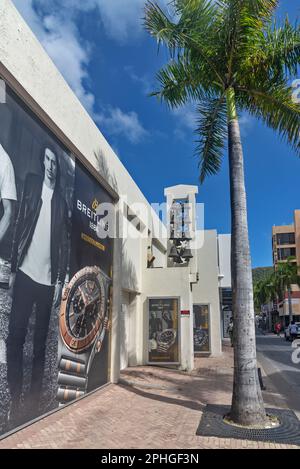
[59,266,109,352]
[157,329,176,349]
[194,329,208,347]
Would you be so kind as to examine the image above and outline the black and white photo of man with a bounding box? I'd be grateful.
[0,143,17,245]
[6,145,68,427]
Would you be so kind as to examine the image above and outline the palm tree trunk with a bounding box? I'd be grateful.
[288,287,293,324]
[227,88,266,426]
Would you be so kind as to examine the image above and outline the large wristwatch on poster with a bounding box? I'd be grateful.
[156,329,177,353]
[56,265,111,405]
[194,328,209,348]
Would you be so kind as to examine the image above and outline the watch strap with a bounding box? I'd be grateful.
[56,267,112,406]
[57,355,88,404]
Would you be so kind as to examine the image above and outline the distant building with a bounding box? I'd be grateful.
[272,210,300,324]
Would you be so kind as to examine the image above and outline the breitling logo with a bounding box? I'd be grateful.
[77,199,98,222]
[92,199,99,211]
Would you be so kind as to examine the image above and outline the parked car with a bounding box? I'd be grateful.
[284,322,300,341]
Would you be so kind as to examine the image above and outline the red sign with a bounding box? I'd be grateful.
[181,310,190,316]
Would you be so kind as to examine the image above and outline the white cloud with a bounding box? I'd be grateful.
[171,103,197,139]
[124,66,153,94]
[96,0,147,42]
[172,106,254,140]
[41,14,95,112]
[12,0,45,38]
[239,113,255,137]
[32,0,171,43]
[173,128,186,141]
[13,0,174,47]
[94,0,171,43]
[12,0,148,143]
[173,104,198,131]
[96,107,148,144]
[12,0,94,113]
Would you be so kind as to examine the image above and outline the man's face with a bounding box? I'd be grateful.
[44,148,57,181]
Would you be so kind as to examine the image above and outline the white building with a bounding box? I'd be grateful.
[218,234,232,338]
[0,0,231,434]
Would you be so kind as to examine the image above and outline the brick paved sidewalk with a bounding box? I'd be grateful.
[0,342,298,449]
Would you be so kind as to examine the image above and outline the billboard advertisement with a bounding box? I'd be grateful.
[148,298,179,364]
[0,82,113,435]
[193,304,210,353]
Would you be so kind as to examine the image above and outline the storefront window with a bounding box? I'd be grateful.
[0,81,113,436]
[148,298,179,364]
[193,304,210,353]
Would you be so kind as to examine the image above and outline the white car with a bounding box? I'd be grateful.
[284,322,300,341]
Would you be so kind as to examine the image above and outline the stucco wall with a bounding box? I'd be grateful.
[192,230,222,356]
[0,0,166,298]
[141,266,193,370]
[0,0,169,385]
[218,234,231,289]
[0,1,225,380]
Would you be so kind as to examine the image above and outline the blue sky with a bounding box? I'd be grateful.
[12,0,300,268]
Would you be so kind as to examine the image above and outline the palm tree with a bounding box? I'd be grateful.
[145,0,300,426]
[253,278,270,313]
[253,268,279,313]
[276,257,300,324]
[253,272,279,330]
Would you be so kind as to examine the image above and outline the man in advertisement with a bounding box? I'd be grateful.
[0,143,17,246]
[6,145,68,426]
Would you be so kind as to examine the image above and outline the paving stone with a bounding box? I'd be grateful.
[0,343,297,449]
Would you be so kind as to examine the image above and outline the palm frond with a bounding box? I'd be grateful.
[152,57,216,107]
[144,1,216,50]
[222,1,279,78]
[262,20,300,77]
[219,0,279,22]
[240,0,279,22]
[144,1,225,86]
[144,1,184,57]
[145,0,300,181]
[215,0,244,81]
[237,82,300,153]
[174,0,219,35]
[275,257,300,290]
[195,94,228,183]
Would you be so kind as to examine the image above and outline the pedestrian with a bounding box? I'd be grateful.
[289,321,298,342]
[227,317,234,347]
[275,322,281,336]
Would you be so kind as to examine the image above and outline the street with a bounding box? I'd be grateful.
[256,332,300,417]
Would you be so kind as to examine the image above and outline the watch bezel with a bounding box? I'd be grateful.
[59,266,108,353]
[157,329,176,350]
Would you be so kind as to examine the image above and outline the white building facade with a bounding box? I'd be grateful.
[0,0,231,436]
